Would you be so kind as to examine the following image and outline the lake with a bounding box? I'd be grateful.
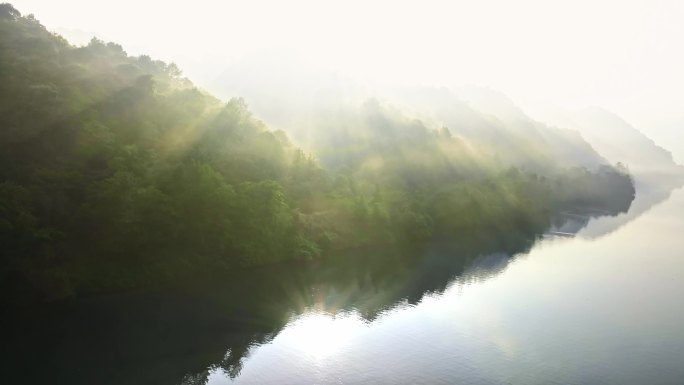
[3,183,684,385]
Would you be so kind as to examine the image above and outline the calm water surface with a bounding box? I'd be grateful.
[3,186,684,385]
[211,188,684,385]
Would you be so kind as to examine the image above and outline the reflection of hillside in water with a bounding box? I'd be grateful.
[548,174,683,240]
[2,240,540,385]
[1,185,645,385]
[181,175,682,384]
[173,239,544,384]
[577,176,682,239]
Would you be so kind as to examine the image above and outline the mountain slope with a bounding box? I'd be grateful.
[532,106,684,176]
[0,4,635,302]
[382,85,609,173]
[210,59,611,174]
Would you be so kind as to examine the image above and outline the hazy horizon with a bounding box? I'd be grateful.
[4,4,684,384]
[11,0,684,163]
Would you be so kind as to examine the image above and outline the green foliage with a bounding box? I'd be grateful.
[0,6,635,301]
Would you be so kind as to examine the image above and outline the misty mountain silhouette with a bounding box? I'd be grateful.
[535,106,684,178]
[211,59,621,174]
[531,105,684,238]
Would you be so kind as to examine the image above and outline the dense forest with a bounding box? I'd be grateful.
[0,4,635,302]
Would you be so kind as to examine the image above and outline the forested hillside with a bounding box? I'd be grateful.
[212,57,610,174]
[0,4,634,302]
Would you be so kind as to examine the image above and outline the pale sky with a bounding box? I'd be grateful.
[11,0,684,162]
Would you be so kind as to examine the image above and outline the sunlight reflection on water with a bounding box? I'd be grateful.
[211,188,684,385]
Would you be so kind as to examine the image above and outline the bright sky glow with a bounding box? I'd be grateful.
[11,0,684,161]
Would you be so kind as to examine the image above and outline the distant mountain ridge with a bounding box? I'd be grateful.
[211,60,612,174]
[533,106,684,181]
[380,85,610,173]
[209,51,684,185]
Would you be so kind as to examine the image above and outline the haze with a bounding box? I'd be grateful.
[4,3,684,384]
[12,0,684,161]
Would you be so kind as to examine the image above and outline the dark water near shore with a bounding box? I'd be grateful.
[3,185,684,385]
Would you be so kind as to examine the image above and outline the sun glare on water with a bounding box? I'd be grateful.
[279,311,366,360]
